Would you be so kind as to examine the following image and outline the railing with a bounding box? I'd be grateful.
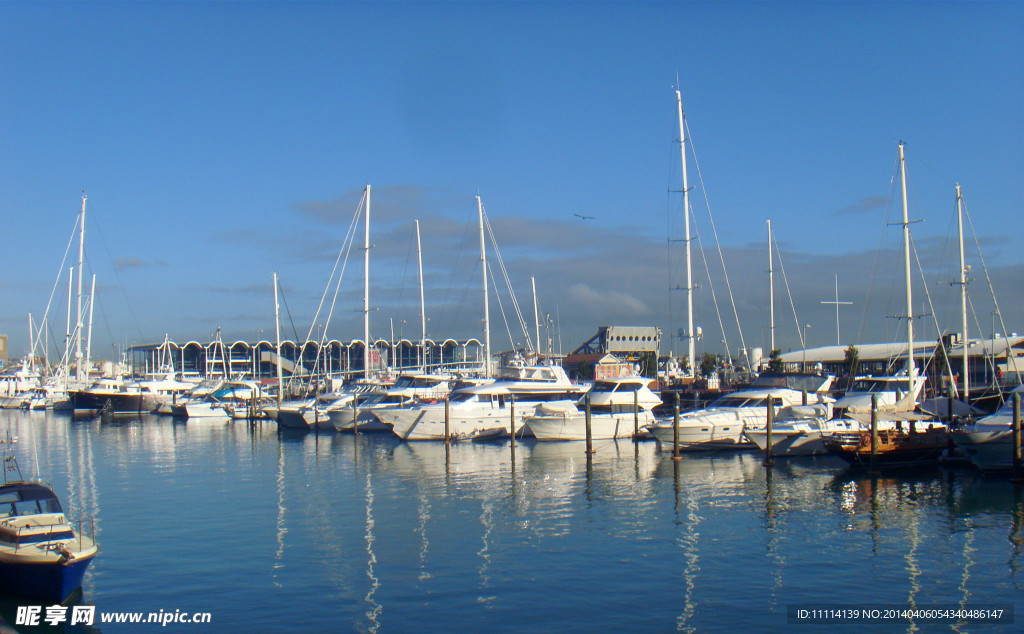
[7,516,96,555]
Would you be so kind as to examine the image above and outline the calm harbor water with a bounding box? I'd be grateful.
[2,409,1022,632]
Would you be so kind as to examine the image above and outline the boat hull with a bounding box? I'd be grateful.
[744,430,828,456]
[647,414,751,451]
[0,552,95,603]
[329,408,391,433]
[175,402,229,418]
[953,428,1017,472]
[276,409,314,429]
[382,406,530,441]
[71,391,157,416]
[824,428,949,469]
[527,412,653,441]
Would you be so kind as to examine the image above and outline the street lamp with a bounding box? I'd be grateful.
[801,324,812,373]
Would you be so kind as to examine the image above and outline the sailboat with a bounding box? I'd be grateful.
[276,184,376,429]
[824,143,949,468]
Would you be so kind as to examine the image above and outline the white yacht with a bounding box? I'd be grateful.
[173,380,263,419]
[0,361,42,409]
[378,363,586,441]
[830,369,925,418]
[21,383,72,411]
[276,391,357,430]
[951,385,1024,472]
[330,372,461,432]
[525,375,662,441]
[645,372,834,451]
[162,378,225,416]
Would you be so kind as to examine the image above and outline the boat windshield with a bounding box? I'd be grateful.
[591,381,643,394]
[708,395,778,409]
[0,484,64,518]
[848,379,897,393]
[752,372,829,393]
[709,396,772,408]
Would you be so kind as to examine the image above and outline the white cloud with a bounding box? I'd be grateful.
[566,283,650,316]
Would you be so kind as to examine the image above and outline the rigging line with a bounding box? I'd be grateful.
[482,213,533,354]
[304,189,366,345]
[692,229,731,365]
[487,262,516,352]
[397,224,416,325]
[855,155,902,347]
[771,234,805,350]
[89,205,144,342]
[910,234,958,395]
[437,218,474,336]
[684,118,749,371]
[965,292,1000,390]
[297,191,365,390]
[32,214,80,360]
[317,200,363,356]
[962,197,1023,387]
[277,280,302,344]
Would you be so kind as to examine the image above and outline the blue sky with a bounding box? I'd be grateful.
[1,1,1021,366]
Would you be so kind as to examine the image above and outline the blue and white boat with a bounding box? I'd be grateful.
[0,446,98,602]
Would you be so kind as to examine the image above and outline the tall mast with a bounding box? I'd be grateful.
[415,219,426,372]
[27,314,34,373]
[898,143,917,395]
[85,274,96,380]
[363,184,371,379]
[274,272,283,407]
[531,277,540,357]
[478,196,491,378]
[676,89,695,378]
[956,184,969,400]
[64,267,72,388]
[75,193,87,383]
[767,219,775,355]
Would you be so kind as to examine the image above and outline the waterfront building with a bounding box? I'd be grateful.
[127,337,486,382]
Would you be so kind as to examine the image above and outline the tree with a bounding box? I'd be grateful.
[700,352,717,377]
[767,348,784,373]
[843,344,860,383]
[638,351,658,378]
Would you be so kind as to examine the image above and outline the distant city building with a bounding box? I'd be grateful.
[568,326,661,377]
[0,335,7,365]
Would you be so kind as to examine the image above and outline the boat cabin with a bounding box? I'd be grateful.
[0,482,64,518]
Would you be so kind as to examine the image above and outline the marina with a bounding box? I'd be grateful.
[2,2,1023,630]
[1,409,1022,630]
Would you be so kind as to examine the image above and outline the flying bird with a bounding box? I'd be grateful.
[573,213,595,220]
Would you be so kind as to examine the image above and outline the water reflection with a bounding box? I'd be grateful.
[673,458,701,634]
[5,411,1024,631]
[364,471,381,633]
[273,439,287,588]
